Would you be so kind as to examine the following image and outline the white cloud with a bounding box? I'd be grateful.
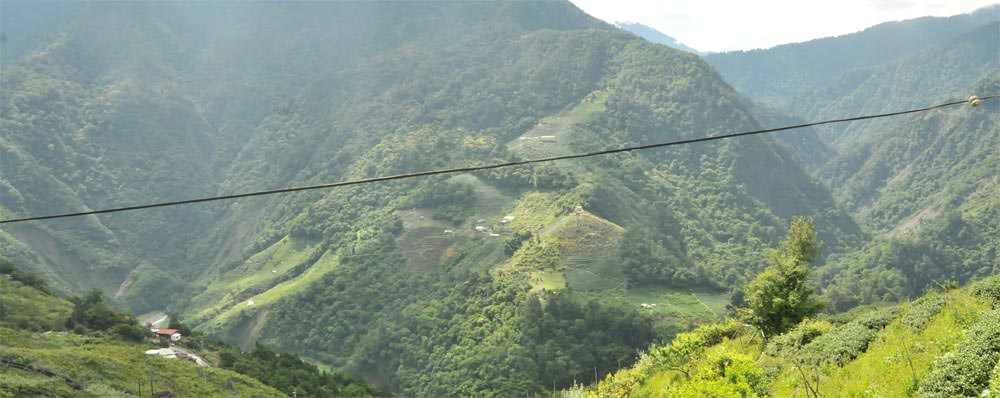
[569,0,999,52]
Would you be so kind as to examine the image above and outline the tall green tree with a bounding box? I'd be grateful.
[740,216,824,338]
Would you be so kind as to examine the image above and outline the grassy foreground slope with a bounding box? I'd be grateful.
[0,277,283,398]
[568,275,1000,398]
[0,261,380,398]
[0,328,283,398]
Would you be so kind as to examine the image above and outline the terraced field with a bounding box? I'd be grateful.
[506,91,607,175]
[186,236,321,323]
[563,256,626,291]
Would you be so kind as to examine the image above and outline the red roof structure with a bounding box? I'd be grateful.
[154,329,179,336]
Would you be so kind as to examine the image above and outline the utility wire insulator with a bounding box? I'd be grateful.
[969,95,982,107]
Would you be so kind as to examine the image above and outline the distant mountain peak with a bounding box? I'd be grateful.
[615,21,699,54]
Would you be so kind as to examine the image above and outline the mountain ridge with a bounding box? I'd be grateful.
[704,5,999,109]
[615,22,698,54]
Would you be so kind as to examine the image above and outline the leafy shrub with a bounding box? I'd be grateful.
[218,344,383,397]
[649,320,746,374]
[110,323,148,342]
[853,307,901,329]
[972,276,1000,307]
[0,258,51,294]
[798,322,876,366]
[990,361,1000,398]
[797,307,899,366]
[666,351,769,398]
[63,289,153,343]
[65,290,128,333]
[689,319,747,344]
[917,310,1000,398]
[766,318,833,355]
[902,295,948,330]
[503,231,532,256]
[592,320,747,398]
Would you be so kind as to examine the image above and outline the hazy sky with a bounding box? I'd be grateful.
[568,0,999,52]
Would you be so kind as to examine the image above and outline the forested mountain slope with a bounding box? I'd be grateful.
[704,5,999,110]
[1,1,953,396]
[815,78,1000,310]
[821,79,999,230]
[568,275,1000,398]
[173,3,861,393]
[788,21,1000,148]
[706,14,999,151]
[699,10,999,310]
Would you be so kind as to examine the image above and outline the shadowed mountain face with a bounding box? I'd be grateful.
[9,1,966,396]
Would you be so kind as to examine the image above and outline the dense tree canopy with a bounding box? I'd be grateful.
[740,217,824,338]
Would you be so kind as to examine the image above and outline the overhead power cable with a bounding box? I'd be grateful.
[1,95,994,224]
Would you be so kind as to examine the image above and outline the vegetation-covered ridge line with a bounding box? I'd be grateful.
[2,96,988,225]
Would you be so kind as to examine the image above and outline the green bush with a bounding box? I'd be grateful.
[798,322,876,366]
[853,307,901,329]
[917,310,1000,398]
[902,295,948,330]
[989,361,1000,398]
[690,319,747,343]
[0,258,51,294]
[110,323,148,342]
[666,351,770,398]
[972,276,1000,307]
[217,343,383,397]
[592,320,747,398]
[797,307,899,366]
[766,318,833,355]
[66,290,127,333]
[649,320,745,370]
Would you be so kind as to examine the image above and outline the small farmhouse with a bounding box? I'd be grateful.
[152,328,182,343]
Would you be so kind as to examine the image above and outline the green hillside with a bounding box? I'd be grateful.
[3,1,997,397]
[567,275,1000,398]
[789,22,1000,149]
[702,11,999,311]
[0,261,379,398]
[0,260,71,331]
[705,8,998,165]
[0,2,866,395]
[816,78,1000,310]
[175,12,863,395]
[0,266,281,398]
[1,329,284,398]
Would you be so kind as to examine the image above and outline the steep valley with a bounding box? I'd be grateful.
[2,1,998,397]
